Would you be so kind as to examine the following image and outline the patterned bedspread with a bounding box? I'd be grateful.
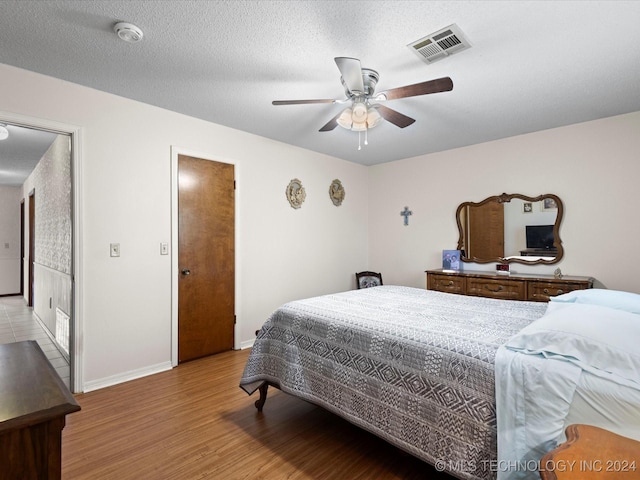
[240,286,547,480]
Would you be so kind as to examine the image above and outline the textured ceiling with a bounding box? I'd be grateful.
[1,0,640,169]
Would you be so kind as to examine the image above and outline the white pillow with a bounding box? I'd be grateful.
[506,302,640,386]
[550,288,640,315]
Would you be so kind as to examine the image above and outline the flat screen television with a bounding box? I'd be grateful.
[525,225,555,250]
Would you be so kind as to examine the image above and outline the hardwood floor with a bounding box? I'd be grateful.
[62,349,454,479]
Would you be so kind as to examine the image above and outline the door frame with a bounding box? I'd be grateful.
[170,146,241,367]
[20,199,24,296]
[28,189,35,306]
[0,110,84,393]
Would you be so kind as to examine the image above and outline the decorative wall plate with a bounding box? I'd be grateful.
[329,179,345,206]
[286,178,306,209]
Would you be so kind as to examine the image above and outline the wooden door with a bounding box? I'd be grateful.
[178,155,235,363]
[466,201,504,259]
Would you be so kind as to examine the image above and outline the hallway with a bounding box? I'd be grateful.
[0,295,70,388]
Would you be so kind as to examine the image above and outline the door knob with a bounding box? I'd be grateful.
[181,269,191,275]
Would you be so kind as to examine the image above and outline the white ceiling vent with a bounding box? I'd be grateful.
[408,24,471,64]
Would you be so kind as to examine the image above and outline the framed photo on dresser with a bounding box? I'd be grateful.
[442,250,462,271]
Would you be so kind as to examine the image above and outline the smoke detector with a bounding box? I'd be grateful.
[0,124,8,141]
[114,22,144,43]
[408,24,471,64]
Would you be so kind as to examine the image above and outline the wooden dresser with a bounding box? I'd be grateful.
[0,341,80,480]
[426,268,593,302]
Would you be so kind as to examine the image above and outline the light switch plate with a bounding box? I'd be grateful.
[110,243,120,257]
[160,242,169,255]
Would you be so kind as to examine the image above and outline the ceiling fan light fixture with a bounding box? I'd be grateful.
[337,104,383,132]
[351,121,367,132]
[0,124,8,141]
[351,102,368,123]
[336,108,353,129]
[366,107,382,129]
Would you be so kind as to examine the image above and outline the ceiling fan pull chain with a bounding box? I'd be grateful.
[365,128,369,146]
[358,130,362,150]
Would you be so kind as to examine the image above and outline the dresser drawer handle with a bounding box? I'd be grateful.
[441,280,454,287]
[543,288,565,295]
[486,285,504,292]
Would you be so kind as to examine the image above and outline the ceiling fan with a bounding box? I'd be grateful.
[272,57,453,144]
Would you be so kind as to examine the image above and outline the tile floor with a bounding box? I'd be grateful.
[0,295,70,388]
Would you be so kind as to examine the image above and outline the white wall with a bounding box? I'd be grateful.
[369,111,640,293]
[0,186,21,294]
[1,63,369,390]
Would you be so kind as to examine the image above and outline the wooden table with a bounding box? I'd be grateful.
[0,340,80,480]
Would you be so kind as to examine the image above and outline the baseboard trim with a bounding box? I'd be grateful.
[82,361,173,393]
[240,338,255,349]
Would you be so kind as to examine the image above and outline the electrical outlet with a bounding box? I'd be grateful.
[110,243,120,257]
[160,242,169,255]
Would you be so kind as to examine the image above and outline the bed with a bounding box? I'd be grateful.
[240,285,547,480]
[239,285,640,480]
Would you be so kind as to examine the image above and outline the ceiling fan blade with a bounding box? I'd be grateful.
[335,57,365,95]
[318,111,343,132]
[376,105,415,128]
[377,77,453,101]
[273,99,337,105]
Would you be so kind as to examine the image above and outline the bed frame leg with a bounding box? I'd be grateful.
[255,383,268,412]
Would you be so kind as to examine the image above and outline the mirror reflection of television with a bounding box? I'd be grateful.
[526,225,555,249]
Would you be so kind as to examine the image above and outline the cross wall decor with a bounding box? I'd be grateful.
[400,206,412,226]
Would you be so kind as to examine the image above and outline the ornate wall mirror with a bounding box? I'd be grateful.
[456,193,564,265]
